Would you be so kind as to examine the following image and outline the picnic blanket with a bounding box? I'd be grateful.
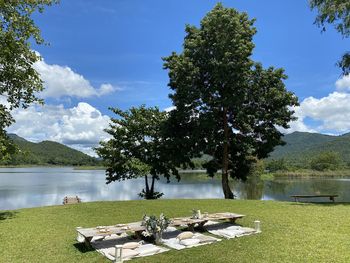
[161,228,221,250]
[204,221,257,239]
[91,234,169,261]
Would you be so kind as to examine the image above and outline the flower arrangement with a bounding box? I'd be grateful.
[141,213,171,244]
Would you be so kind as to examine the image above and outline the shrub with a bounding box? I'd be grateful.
[309,151,342,171]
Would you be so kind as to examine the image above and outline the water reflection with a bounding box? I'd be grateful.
[1,167,350,210]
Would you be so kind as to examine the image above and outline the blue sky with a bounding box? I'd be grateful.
[6,0,350,154]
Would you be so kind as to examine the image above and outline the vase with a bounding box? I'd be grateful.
[154,232,163,245]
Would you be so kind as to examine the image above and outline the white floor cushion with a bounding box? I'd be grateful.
[179,238,201,246]
[177,231,194,240]
[122,242,140,249]
[136,244,161,256]
[107,248,140,258]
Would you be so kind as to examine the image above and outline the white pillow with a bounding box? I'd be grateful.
[107,248,140,258]
[180,238,200,246]
[122,249,140,258]
[136,245,161,256]
[122,242,140,249]
[176,231,194,240]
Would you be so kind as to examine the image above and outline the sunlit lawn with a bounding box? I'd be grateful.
[1,199,350,262]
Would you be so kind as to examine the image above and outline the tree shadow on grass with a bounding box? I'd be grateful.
[73,243,95,253]
[0,211,18,221]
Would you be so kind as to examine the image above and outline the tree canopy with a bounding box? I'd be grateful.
[310,0,350,74]
[163,3,298,199]
[0,0,57,159]
[96,106,180,199]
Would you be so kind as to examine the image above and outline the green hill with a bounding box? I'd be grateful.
[269,131,350,166]
[0,134,99,166]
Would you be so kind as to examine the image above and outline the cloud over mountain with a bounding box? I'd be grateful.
[287,75,350,134]
[7,102,110,156]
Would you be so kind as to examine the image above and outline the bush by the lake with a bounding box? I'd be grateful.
[265,159,289,172]
[309,151,342,171]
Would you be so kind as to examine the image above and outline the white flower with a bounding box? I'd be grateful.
[142,231,151,237]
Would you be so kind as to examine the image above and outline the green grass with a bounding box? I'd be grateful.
[1,199,350,262]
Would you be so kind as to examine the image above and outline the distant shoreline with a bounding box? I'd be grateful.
[263,169,350,179]
[0,165,105,169]
[2,166,350,179]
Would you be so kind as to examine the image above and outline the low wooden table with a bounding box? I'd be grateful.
[171,212,245,231]
[171,217,209,231]
[291,194,338,203]
[76,222,145,248]
[77,212,245,247]
[206,212,245,223]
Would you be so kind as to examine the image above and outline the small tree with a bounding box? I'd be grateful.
[96,106,180,199]
[310,151,342,171]
[163,4,298,199]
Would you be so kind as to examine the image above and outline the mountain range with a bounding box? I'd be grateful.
[269,131,350,166]
[1,131,349,167]
[0,134,99,166]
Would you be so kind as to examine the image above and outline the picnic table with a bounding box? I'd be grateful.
[171,212,245,231]
[76,222,145,248]
[206,212,245,223]
[77,212,245,247]
[291,194,338,203]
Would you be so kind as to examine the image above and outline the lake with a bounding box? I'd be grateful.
[1,167,350,210]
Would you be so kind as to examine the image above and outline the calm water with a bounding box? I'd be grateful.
[1,167,350,210]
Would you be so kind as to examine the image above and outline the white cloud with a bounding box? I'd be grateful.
[33,58,117,99]
[298,92,350,132]
[98,83,115,96]
[335,74,350,92]
[164,106,176,112]
[286,74,350,134]
[7,102,110,156]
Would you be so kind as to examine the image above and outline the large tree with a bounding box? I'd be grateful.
[0,0,57,159]
[163,3,298,199]
[96,106,180,199]
[310,0,350,74]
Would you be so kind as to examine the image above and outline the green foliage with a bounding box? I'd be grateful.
[265,159,289,172]
[163,3,298,198]
[310,0,350,74]
[0,131,16,160]
[0,0,57,158]
[248,158,265,176]
[0,134,98,166]
[96,106,180,199]
[309,151,342,171]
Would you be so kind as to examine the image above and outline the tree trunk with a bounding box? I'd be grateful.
[145,175,153,199]
[222,108,234,199]
[144,175,157,199]
[150,175,156,195]
[145,175,150,193]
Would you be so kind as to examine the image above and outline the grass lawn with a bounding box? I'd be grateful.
[1,199,350,262]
